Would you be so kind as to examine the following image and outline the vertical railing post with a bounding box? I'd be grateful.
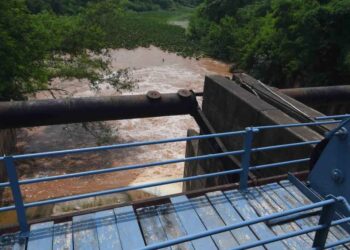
[4,156,28,233]
[239,127,257,190]
[312,197,337,249]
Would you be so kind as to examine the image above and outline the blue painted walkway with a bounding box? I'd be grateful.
[1,181,349,250]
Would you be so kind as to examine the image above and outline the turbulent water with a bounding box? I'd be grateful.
[14,46,230,206]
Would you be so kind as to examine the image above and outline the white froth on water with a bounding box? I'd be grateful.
[16,46,230,202]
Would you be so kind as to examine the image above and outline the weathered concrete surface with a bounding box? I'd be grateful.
[0,130,16,158]
[184,75,325,191]
[183,129,199,191]
[0,130,16,180]
[0,129,16,202]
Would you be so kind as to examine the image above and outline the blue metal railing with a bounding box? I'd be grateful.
[140,197,350,250]
[315,114,350,121]
[0,117,349,249]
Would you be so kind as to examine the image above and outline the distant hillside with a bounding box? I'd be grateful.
[26,0,203,14]
[126,0,203,11]
[26,0,92,14]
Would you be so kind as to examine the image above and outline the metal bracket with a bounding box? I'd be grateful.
[147,90,161,100]
[309,120,350,205]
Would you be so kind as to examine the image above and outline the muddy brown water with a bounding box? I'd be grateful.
[1,47,230,224]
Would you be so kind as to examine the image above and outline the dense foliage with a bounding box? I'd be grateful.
[190,0,350,87]
[0,1,56,100]
[26,0,95,14]
[26,0,202,13]
[1,0,199,100]
[115,0,202,12]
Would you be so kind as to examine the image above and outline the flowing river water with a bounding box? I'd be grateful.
[3,47,230,220]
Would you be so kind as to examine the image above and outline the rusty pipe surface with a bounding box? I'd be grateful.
[280,85,350,105]
[0,90,198,129]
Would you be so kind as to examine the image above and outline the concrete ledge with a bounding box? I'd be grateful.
[184,75,326,190]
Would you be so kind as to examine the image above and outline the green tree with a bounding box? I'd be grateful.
[189,0,350,87]
[0,0,136,101]
[0,1,54,100]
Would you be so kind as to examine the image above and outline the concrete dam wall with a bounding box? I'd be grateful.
[184,74,334,191]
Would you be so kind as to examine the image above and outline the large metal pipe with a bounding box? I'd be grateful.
[0,90,198,129]
[280,85,350,105]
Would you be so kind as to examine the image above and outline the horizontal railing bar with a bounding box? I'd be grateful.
[255,120,340,130]
[250,158,310,171]
[0,120,340,162]
[265,212,350,250]
[0,204,16,212]
[23,168,243,208]
[326,216,350,249]
[0,130,247,161]
[19,150,245,185]
[331,217,350,226]
[252,140,320,153]
[324,237,350,249]
[11,141,318,187]
[231,224,325,250]
[325,214,350,249]
[0,182,10,188]
[315,114,350,121]
[0,120,342,162]
[139,198,336,250]
[336,197,350,212]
